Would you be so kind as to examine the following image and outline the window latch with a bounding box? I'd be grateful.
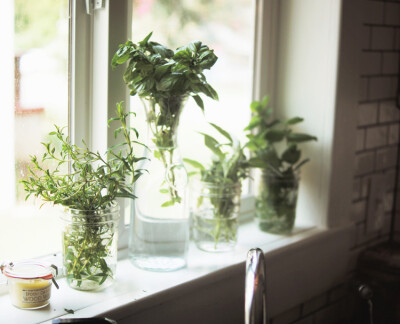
[85,0,106,15]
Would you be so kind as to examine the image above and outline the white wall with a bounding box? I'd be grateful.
[274,0,359,229]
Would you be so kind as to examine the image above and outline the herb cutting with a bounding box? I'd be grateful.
[111,32,218,207]
[184,123,248,251]
[21,102,146,289]
[245,95,317,234]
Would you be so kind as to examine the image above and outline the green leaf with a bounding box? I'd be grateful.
[250,101,261,113]
[159,188,169,194]
[244,116,261,131]
[157,74,180,91]
[152,44,174,58]
[99,274,108,285]
[282,145,301,164]
[111,45,131,67]
[286,117,304,125]
[287,133,318,143]
[192,95,204,111]
[138,31,153,47]
[248,157,269,169]
[153,150,161,160]
[188,42,197,53]
[200,133,225,160]
[265,129,286,143]
[161,200,175,207]
[209,123,233,143]
[260,148,281,169]
[173,48,192,60]
[204,84,219,100]
[183,158,205,170]
[294,158,310,170]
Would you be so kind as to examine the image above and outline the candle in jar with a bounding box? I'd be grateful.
[8,277,52,309]
[1,261,56,309]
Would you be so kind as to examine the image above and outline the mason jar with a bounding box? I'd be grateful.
[60,204,120,290]
[191,181,241,252]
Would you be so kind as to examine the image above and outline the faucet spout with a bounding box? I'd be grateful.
[245,248,267,324]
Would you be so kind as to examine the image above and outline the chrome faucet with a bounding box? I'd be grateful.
[245,248,267,324]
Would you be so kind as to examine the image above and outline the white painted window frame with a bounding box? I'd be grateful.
[70,0,132,248]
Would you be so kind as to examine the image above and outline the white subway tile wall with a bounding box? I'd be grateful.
[269,0,400,323]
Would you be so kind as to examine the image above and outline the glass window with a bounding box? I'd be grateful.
[130,0,254,174]
[0,0,69,260]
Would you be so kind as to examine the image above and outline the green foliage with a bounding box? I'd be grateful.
[21,102,146,211]
[111,32,218,107]
[112,33,219,208]
[246,96,317,234]
[21,102,146,289]
[63,214,117,290]
[184,124,248,249]
[185,123,248,185]
[245,95,317,177]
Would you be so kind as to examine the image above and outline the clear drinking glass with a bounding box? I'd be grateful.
[256,170,300,234]
[60,204,120,290]
[191,181,241,252]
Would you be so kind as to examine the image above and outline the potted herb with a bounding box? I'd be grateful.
[21,103,146,290]
[184,123,248,252]
[112,33,219,270]
[245,96,317,234]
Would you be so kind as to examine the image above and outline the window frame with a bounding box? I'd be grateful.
[70,0,268,249]
[69,0,132,248]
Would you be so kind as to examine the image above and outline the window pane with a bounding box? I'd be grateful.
[130,0,253,172]
[0,0,69,260]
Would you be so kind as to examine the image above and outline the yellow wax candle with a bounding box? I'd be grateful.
[8,278,51,309]
[1,261,56,310]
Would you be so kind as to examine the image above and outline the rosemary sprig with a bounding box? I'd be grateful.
[21,102,146,289]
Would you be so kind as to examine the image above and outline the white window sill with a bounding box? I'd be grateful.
[0,220,353,324]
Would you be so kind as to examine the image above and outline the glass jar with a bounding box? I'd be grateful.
[256,169,300,234]
[1,261,57,309]
[191,181,241,252]
[60,204,120,290]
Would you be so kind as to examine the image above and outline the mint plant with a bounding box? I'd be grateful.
[184,123,248,250]
[245,95,317,233]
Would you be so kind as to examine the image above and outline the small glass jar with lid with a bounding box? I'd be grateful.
[1,260,58,309]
